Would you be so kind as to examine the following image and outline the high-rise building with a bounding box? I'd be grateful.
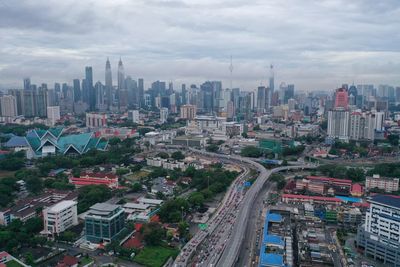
[138,78,144,107]
[73,79,81,102]
[257,86,268,113]
[85,203,125,243]
[285,84,295,104]
[47,106,60,126]
[356,195,400,265]
[86,112,107,128]
[128,110,140,123]
[105,58,113,109]
[0,95,18,117]
[43,200,78,235]
[117,58,125,110]
[327,109,350,140]
[160,107,168,123]
[269,65,274,106]
[23,78,31,90]
[334,88,349,109]
[85,66,94,111]
[94,81,106,111]
[180,104,196,120]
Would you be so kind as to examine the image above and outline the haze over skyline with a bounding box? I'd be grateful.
[0,0,399,91]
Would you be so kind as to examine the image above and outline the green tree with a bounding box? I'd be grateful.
[171,151,185,160]
[156,152,169,159]
[131,182,142,192]
[240,146,263,157]
[141,222,165,246]
[25,176,43,195]
[206,144,219,152]
[188,192,204,207]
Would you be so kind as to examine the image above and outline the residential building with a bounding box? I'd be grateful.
[160,107,168,123]
[281,194,343,206]
[356,195,400,265]
[327,109,350,140]
[365,174,399,193]
[86,112,107,128]
[43,200,78,235]
[47,106,61,126]
[85,203,125,243]
[0,95,18,117]
[180,104,196,120]
[128,110,140,123]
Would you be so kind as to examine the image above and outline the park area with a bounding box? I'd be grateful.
[134,246,179,267]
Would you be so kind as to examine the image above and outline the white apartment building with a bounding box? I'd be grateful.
[365,174,399,193]
[43,200,78,235]
[327,109,350,140]
[0,95,18,118]
[357,195,400,265]
[160,108,168,123]
[128,110,140,123]
[47,106,61,126]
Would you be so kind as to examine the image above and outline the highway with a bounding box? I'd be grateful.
[173,148,316,267]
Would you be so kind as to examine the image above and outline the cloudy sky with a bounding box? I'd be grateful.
[0,0,399,91]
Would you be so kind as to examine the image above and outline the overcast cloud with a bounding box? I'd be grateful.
[0,0,399,91]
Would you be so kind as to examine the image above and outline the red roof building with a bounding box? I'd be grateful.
[351,183,363,197]
[56,255,79,267]
[69,172,119,188]
[282,194,342,205]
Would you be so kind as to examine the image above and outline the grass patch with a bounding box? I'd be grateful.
[6,260,24,267]
[133,246,179,267]
[126,171,148,181]
[79,257,93,266]
[0,170,15,179]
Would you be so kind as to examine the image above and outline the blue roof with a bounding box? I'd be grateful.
[267,213,282,223]
[370,195,400,209]
[265,235,284,247]
[260,253,284,267]
[4,136,28,147]
[335,196,361,203]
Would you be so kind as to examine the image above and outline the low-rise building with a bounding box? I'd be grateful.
[85,203,125,243]
[69,172,119,189]
[365,174,399,193]
[43,200,78,235]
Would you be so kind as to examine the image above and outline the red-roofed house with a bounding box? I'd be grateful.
[56,256,79,267]
[351,183,363,197]
[69,172,119,188]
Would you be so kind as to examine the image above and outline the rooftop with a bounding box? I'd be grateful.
[48,200,77,213]
[369,194,400,209]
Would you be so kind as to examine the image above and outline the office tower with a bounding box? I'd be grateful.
[23,78,31,90]
[334,88,349,109]
[105,58,113,109]
[168,82,174,95]
[54,83,61,93]
[160,107,168,123]
[0,95,18,117]
[125,76,138,107]
[36,87,47,117]
[180,104,196,120]
[181,84,187,105]
[213,81,223,113]
[227,100,235,119]
[94,81,106,111]
[22,90,36,117]
[85,203,125,243]
[43,200,78,235]
[47,106,61,126]
[356,195,400,265]
[144,94,151,107]
[128,110,140,123]
[269,65,274,106]
[285,84,294,104]
[117,58,125,111]
[257,86,267,113]
[200,81,214,114]
[231,88,240,112]
[327,109,350,139]
[138,78,144,107]
[73,79,81,102]
[84,66,95,111]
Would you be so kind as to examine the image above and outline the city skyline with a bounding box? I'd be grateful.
[0,0,399,91]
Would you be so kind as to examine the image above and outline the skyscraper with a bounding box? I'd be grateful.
[334,88,349,109]
[117,58,125,111]
[105,58,113,109]
[23,78,31,90]
[269,65,274,106]
[85,66,95,111]
[73,79,81,102]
